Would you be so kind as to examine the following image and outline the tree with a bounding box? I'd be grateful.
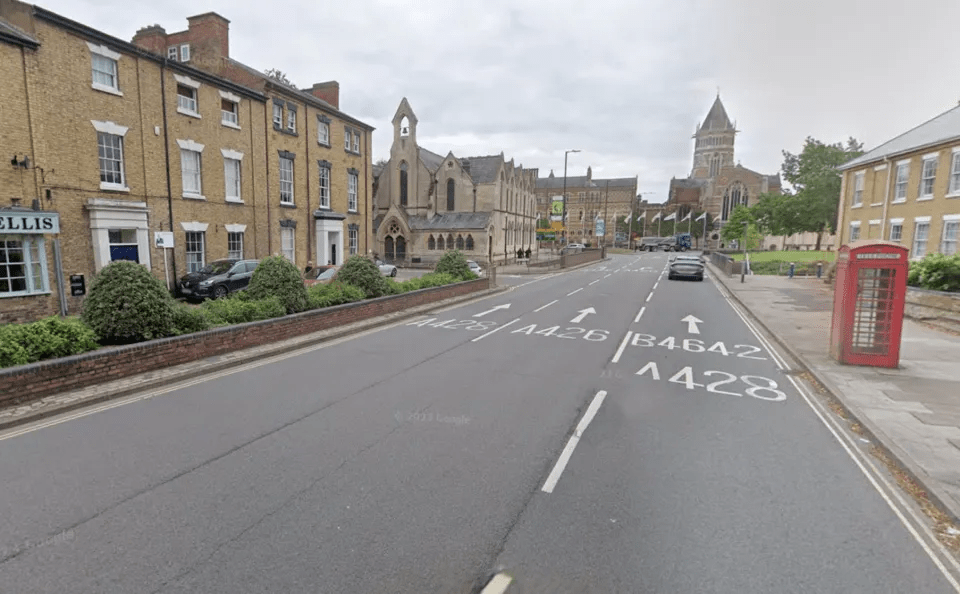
[779,136,864,249]
[264,68,295,88]
[721,205,756,246]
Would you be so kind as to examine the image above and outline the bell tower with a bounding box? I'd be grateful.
[691,94,737,179]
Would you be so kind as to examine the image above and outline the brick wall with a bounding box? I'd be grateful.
[0,277,490,407]
[560,248,602,268]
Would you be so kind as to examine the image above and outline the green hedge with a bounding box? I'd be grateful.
[336,255,392,298]
[434,250,477,281]
[908,253,960,292]
[0,316,99,369]
[243,256,309,314]
[307,282,365,309]
[201,296,287,325]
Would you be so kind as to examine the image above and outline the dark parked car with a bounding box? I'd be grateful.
[667,255,704,281]
[180,259,260,300]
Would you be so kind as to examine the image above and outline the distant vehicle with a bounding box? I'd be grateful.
[304,265,339,287]
[564,243,585,253]
[659,233,693,252]
[179,259,259,300]
[667,254,704,281]
[640,237,664,251]
[467,260,483,276]
[376,259,398,277]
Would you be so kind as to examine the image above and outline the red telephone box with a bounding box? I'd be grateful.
[830,240,909,368]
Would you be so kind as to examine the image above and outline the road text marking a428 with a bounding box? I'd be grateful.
[633,362,787,402]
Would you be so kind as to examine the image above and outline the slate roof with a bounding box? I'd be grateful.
[700,95,733,131]
[461,155,502,183]
[839,103,960,171]
[0,19,39,48]
[419,148,445,172]
[536,175,593,190]
[670,178,705,189]
[408,212,491,231]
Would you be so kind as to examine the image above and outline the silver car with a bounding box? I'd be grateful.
[467,260,483,276]
[376,259,398,277]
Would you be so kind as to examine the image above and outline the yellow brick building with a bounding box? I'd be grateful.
[837,103,960,259]
[534,167,638,245]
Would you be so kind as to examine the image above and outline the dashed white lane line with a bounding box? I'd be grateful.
[645,292,653,303]
[633,306,646,323]
[542,390,608,493]
[653,282,659,290]
[588,279,600,286]
[534,300,558,312]
[567,288,583,296]
[481,573,514,594]
[604,274,612,279]
[472,317,520,342]
[611,331,633,363]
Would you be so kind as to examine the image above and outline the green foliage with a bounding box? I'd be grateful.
[434,249,474,280]
[201,296,286,325]
[0,316,99,369]
[81,260,178,344]
[721,206,759,248]
[336,255,392,298]
[243,256,308,314]
[307,282,366,309]
[393,272,458,293]
[908,253,960,292]
[171,303,212,335]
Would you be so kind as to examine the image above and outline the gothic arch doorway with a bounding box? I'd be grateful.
[395,236,406,261]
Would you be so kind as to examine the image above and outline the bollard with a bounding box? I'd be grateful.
[788,262,795,279]
[817,263,823,279]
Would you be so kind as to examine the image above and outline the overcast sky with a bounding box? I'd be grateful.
[37,0,960,204]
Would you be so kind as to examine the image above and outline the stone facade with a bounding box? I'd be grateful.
[372,98,538,266]
[534,167,638,244]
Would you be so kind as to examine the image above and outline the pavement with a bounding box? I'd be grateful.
[1,253,958,593]
[708,264,960,524]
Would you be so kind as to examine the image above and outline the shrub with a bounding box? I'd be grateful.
[81,260,177,344]
[307,282,365,309]
[0,316,99,369]
[336,255,391,298]
[243,256,309,314]
[201,296,286,325]
[171,303,212,335]
[434,250,475,281]
[418,272,458,288]
[910,253,960,292]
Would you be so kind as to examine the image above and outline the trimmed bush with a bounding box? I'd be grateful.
[434,250,476,281]
[307,281,365,309]
[171,303,212,335]
[336,255,392,298]
[243,256,309,314]
[0,316,99,369]
[81,260,178,344]
[908,253,960,292]
[201,296,286,325]
[391,272,459,293]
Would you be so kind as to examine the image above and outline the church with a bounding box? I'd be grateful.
[372,99,539,266]
[668,95,781,246]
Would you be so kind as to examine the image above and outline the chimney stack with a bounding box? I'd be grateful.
[132,24,167,55]
[309,81,340,109]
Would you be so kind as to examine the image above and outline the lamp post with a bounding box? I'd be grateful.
[741,220,749,283]
[562,149,580,243]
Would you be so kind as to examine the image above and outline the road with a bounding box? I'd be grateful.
[0,253,957,593]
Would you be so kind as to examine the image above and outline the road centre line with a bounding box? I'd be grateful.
[645,292,653,303]
[542,390,608,493]
[480,573,514,594]
[633,307,646,323]
[589,279,600,285]
[604,274,612,278]
[514,272,560,288]
[611,331,633,363]
[471,317,521,342]
[653,281,659,290]
[567,288,583,296]
[534,300,558,312]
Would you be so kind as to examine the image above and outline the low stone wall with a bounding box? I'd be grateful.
[560,249,603,268]
[0,278,491,407]
[905,287,960,331]
[710,252,744,276]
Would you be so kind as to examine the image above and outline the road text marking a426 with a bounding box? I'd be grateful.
[512,324,609,342]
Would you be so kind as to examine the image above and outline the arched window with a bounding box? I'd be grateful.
[400,116,410,137]
[384,236,394,260]
[447,178,455,211]
[722,183,749,221]
[447,234,454,249]
[437,234,445,250]
[465,234,474,251]
[399,162,408,206]
[428,235,436,250]
[709,154,721,177]
[456,234,464,250]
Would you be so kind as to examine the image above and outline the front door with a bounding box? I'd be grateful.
[395,236,406,261]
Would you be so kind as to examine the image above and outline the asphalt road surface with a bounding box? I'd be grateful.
[1,253,957,593]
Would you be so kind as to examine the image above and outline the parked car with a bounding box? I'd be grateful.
[564,243,585,253]
[467,260,483,276]
[180,259,260,300]
[667,255,705,281]
[303,265,340,287]
[376,259,398,277]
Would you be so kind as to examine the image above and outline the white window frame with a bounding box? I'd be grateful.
[174,74,201,118]
[177,139,205,199]
[949,148,960,197]
[919,155,938,199]
[852,171,864,207]
[894,161,909,202]
[913,218,931,260]
[179,44,191,62]
[318,165,331,209]
[348,172,359,212]
[92,120,130,192]
[318,118,330,145]
[349,226,358,255]
[87,42,122,96]
[219,90,241,129]
[180,222,209,273]
[344,127,351,150]
[227,228,244,259]
[0,235,50,297]
[222,148,244,203]
[352,131,360,153]
[272,103,283,127]
[279,156,294,205]
[281,227,295,264]
[287,109,297,133]
[942,215,960,255]
[889,218,904,242]
[849,221,861,242]
[167,46,178,60]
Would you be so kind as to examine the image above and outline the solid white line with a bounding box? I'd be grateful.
[589,279,600,285]
[471,317,520,342]
[645,292,653,303]
[611,331,633,363]
[633,307,646,323]
[542,390,607,493]
[480,573,513,594]
[534,300,558,312]
[567,288,583,296]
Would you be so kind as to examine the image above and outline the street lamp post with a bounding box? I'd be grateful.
[562,149,580,243]
[741,220,749,283]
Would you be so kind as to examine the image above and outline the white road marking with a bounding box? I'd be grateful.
[570,307,597,324]
[534,300,558,312]
[471,317,521,342]
[589,279,600,285]
[611,331,633,363]
[604,274,612,279]
[481,573,514,594]
[633,307,646,323]
[514,273,560,288]
[653,282,659,290]
[475,303,511,317]
[681,314,703,335]
[567,288,583,296]
[542,390,608,493]
[645,292,653,303]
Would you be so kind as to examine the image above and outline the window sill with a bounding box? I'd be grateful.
[318,205,331,210]
[100,183,130,192]
[892,199,907,204]
[177,107,202,119]
[870,203,883,207]
[917,196,934,202]
[273,127,298,137]
[183,193,206,200]
[221,120,241,130]
[1,290,52,299]
[225,197,244,204]
[318,141,331,148]
[946,192,960,198]
[280,202,296,209]
[92,83,123,97]
[348,209,359,214]
[850,204,862,209]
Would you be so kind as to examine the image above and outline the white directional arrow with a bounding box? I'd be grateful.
[570,307,597,324]
[681,315,703,335]
[475,303,511,317]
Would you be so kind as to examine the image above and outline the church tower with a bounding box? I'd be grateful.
[691,94,737,179]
